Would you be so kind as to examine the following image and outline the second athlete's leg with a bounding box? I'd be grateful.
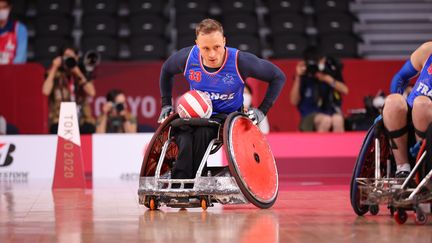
[382,94,410,174]
[412,96,432,140]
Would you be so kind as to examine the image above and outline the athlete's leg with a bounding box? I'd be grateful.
[412,96,432,186]
[412,96,432,140]
[382,94,409,173]
[314,113,332,132]
[192,126,218,177]
[172,126,194,179]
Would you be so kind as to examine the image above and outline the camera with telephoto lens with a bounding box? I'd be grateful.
[305,58,319,78]
[114,103,125,112]
[62,56,77,69]
[83,50,101,72]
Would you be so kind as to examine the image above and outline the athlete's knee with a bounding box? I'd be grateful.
[413,96,432,112]
[383,94,408,114]
[175,132,193,148]
[194,127,216,141]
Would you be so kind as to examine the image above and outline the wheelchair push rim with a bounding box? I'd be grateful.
[350,121,393,216]
[140,113,179,177]
[224,112,278,209]
[350,123,376,216]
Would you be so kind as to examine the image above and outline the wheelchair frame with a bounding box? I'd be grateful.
[138,112,278,210]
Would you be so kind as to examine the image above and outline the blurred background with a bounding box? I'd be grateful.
[1,0,431,134]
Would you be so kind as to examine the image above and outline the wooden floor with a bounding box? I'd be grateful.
[1,179,432,243]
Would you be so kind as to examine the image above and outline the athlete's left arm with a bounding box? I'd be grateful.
[13,22,28,64]
[237,52,286,115]
[389,41,432,94]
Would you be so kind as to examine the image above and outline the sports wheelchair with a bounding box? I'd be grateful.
[350,117,432,225]
[138,112,278,210]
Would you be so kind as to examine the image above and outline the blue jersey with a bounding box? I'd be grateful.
[407,55,432,107]
[183,45,244,114]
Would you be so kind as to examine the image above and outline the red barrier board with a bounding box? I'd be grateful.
[0,60,408,133]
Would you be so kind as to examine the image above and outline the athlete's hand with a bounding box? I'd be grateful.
[247,108,265,125]
[158,105,173,123]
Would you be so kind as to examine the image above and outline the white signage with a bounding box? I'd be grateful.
[92,133,152,180]
[0,135,57,181]
[58,102,81,146]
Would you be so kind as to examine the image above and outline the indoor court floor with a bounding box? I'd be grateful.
[1,178,432,243]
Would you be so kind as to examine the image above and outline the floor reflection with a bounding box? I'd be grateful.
[2,180,432,242]
[139,208,278,243]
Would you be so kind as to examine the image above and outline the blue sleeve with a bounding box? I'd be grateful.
[13,22,28,64]
[237,51,286,114]
[159,46,192,106]
[390,60,418,94]
[13,22,27,64]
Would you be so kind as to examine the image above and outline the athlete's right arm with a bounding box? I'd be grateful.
[158,46,192,122]
[390,42,432,94]
[159,46,192,107]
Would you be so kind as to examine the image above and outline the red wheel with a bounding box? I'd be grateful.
[224,113,278,209]
[140,113,179,177]
[394,210,408,225]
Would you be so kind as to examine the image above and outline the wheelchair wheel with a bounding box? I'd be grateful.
[415,139,432,185]
[140,113,179,177]
[394,209,408,225]
[224,112,278,209]
[350,121,392,216]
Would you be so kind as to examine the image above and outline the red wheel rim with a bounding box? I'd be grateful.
[394,211,407,225]
[224,113,278,207]
[140,113,179,176]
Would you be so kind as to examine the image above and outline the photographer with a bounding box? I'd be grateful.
[290,47,349,132]
[96,89,137,133]
[42,46,96,134]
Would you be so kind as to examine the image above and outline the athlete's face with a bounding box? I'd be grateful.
[196,31,226,68]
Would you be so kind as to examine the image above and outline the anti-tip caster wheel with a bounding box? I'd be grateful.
[414,210,428,225]
[394,209,408,225]
[149,197,158,211]
[369,205,379,215]
[200,198,208,211]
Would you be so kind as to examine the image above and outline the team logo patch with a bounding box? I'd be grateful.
[428,63,432,75]
[0,143,16,167]
[223,74,234,85]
